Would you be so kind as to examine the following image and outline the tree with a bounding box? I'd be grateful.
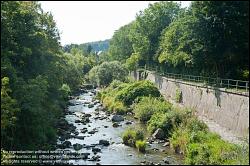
[108,23,134,62]
[88,61,128,87]
[129,2,181,66]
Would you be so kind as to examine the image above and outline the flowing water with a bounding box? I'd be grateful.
[56,89,183,165]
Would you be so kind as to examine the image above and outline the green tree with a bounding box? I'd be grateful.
[129,2,181,66]
[108,23,134,62]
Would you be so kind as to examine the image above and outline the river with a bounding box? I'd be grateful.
[56,88,183,165]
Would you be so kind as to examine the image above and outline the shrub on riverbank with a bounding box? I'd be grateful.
[135,140,147,153]
[133,96,172,123]
[170,117,249,165]
[147,107,192,138]
[122,128,144,147]
[98,80,161,114]
[115,80,161,106]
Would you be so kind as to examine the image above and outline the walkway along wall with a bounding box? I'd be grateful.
[132,70,249,139]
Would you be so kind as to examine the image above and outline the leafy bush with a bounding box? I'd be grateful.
[110,101,127,115]
[115,80,161,106]
[185,139,236,165]
[171,127,189,154]
[88,61,128,87]
[125,52,140,71]
[135,140,147,153]
[186,117,208,133]
[175,88,182,103]
[133,96,172,123]
[147,108,191,137]
[122,128,144,147]
[170,116,249,165]
[59,83,71,99]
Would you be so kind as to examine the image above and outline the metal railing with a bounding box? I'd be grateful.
[137,65,249,96]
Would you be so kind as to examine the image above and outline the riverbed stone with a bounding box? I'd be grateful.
[152,128,165,140]
[99,140,110,146]
[163,142,170,147]
[125,121,132,125]
[111,115,124,122]
[84,101,90,104]
[89,155,101,161]
[73,135,85,140]
[73,143,83,151]
[88,103,94,108]
[81,153,90,160]
[57,141,71,149]
[163,156,176,164]
[80,128,88,133]
[99,116,107,120]
[112,122,119,128]
[92,147,101,153]
[73,131,79,135]
[84,113,92,117]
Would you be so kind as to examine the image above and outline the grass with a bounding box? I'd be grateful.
[98,78,249,164]
[133,96,172,123]
[135,140,147,153]
[170,117,249,165]
[122,128,144,147]
[175,88,182,103]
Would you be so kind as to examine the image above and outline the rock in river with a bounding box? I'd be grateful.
[58,141,71,149]
[92,147,101,153]
[152,128,165,140]
[112,122,119,128]
[88,103,94,108]
[99,140,110,146]
[163,156,176,164]
[111,115,124,122]
[73,143,83,151]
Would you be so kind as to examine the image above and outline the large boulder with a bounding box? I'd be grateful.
[152,128,165,140]
[99,140,110,146]
[111,115,124,122]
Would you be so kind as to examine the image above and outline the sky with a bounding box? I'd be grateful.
[40,1,191,45]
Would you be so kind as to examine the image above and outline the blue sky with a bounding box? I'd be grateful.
[40,1,191,45]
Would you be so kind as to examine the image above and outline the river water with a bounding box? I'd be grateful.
[56,89,183,165]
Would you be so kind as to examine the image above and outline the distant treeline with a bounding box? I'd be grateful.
[63,39,110,54]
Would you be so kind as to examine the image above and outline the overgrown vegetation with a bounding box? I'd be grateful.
[106,1,249,80]
[175,88,182,103]
[170,117,249,165]
[122,127,146,152]
[1,1,95,150]
[88,61,128,87]
[133,96,172,123]
[97,80,161,115]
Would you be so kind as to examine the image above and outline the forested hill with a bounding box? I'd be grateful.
[63,39,110,54]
